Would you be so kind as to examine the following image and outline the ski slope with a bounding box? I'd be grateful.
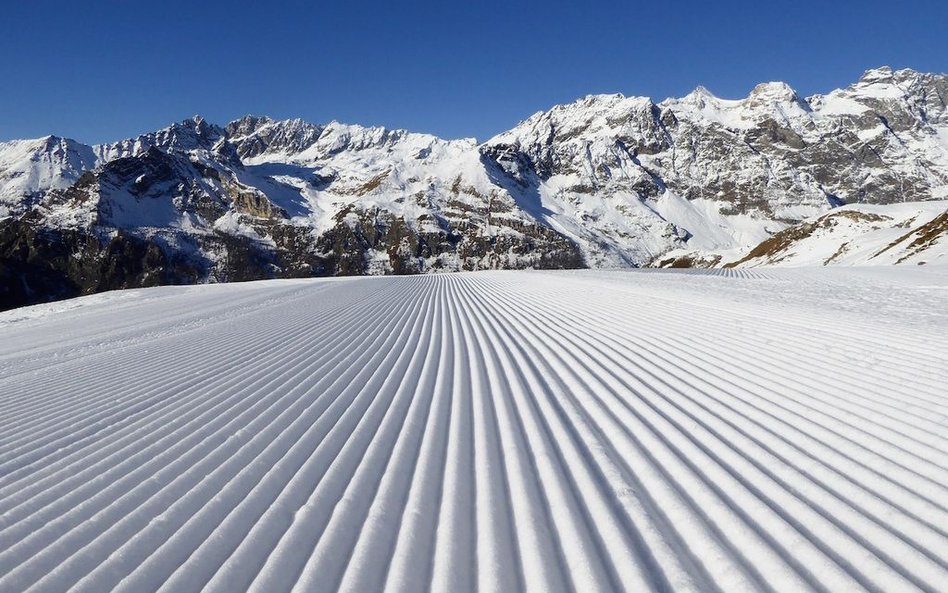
[1,268,947,593]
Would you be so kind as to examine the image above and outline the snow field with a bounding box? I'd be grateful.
[0,269,947,593]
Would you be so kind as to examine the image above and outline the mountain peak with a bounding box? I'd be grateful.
[39,134,65,150]
[157,116,226,150]
[225,115,275,139]
[225,116,326,160]
[855,66,939,89]
[748,81,798,100]
[675,85,735,111]
[692,85,715,97]
[859,65,894,83]
[745,81,810,112]
[178,115,219,136]
[578,92,626,105]
[685,85,718,102]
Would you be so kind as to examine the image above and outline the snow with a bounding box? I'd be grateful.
[659,82,809,130]
[664,86,749,127]
[236,121,501,244]
[808,93,870,116]
[212,212,274,244]
[533,181,675,267]
[937,127,948,150]
[730,201,948,268]
[850,82,907,100]
[0,136,98,212]
[1,269,947,593]
[652,191,777,250]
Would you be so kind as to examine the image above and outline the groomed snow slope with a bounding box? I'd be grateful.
[1,269,947,593]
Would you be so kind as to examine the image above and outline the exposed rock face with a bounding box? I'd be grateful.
[1,67,947,310]
[225,116,324,160]
[0,221,200,310]
[94,116,227,162]
[482,67,948,266]
[0,116,585,310]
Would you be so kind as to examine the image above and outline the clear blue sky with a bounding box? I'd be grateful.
[2,0,945,144]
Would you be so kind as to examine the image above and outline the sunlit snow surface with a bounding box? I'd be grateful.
[1,268,947,593]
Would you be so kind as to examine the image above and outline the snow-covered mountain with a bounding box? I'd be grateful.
[2,66,947,309]
[0,136,98,216]
[723,200,948,267]
[485,66,948,266]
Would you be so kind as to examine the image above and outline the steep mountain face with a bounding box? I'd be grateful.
[225,116,324,160]
[482,66,948,266]
[1,67,947,310]
[0,136,98,216]
[0,117,584,309]
[0,141,304,309]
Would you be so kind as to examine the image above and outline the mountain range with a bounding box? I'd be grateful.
[2,66,947,309]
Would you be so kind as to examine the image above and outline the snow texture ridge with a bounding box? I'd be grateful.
[0,268,947,592]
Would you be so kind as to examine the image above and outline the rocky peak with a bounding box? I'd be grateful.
[151,116,226,152]
[745,81,810,112]
[680,85,719,107]
[489,94,659,152]
[809,66,948,132]
[663,81,812,129]
[96,116,227,162]
[848,66,926,101]
[881,69,948,124]
[858,65,895,84]
[226,115,324,160]
[853,66,935,88]
[847,67,943,100]
[36,136,99,167]
[225,115,274,138]
[39,134,67,153]
[302,122,414,160]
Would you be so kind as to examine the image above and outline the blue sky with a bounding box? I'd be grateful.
[1,0,945,144]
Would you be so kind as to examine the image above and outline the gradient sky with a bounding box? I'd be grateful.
[2,0,945,144]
